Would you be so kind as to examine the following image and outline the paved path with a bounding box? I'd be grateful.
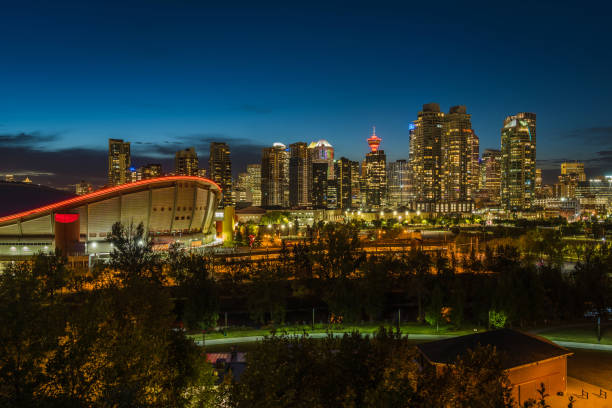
[556,341,612,351]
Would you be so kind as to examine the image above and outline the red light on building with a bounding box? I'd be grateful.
[367,126,381,152]
[55,213,79,223]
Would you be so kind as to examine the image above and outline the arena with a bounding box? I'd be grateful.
[0,176,222,260]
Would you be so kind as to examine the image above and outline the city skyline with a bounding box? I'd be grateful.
[1,2,611,187]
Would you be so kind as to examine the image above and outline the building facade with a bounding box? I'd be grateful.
[311,161,328,209]
[479,149,502,205]
[261,143,289,208]
[175,147,199,176]
[209,142,233,207]
[108,139,131,186]
[410,103,444,208]
[289,142,311,208]
[500,112,537,210]
[557,162,586,198]
[441,106,479,206]
[335,157,352,210]
[387,159,410,207]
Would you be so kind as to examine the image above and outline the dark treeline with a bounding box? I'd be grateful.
[1,221,609,407]
[220,223,612,330]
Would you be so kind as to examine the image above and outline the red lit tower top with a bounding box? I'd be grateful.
[367,126,381,152]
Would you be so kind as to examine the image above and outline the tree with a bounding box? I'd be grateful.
[108,221,162,284]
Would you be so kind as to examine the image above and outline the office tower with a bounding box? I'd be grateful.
[261,143,289,207]
[501,112,537,210]
[233,172,249,204]
[76,180,92,195]
[246,164,262,206]
[558,162,586,198]
[311,162,328,209]
[108,138,131,186]
[140,163,162,180]
[209,142,233,207]
[410,103,444,208]
[289,142,311,208]
[335,157,352,209]
[365,127,387,209]
[441,106,479,205]
[308,140,334,180]
[479,149,502,204]
[197,168,207,178]
[175,147,199,176]
[350,160,362,209]
[387,159,410,207]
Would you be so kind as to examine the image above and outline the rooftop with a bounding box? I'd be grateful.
[417,329,572,370]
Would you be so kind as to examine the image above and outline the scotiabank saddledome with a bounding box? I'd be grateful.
[0,176,221,257]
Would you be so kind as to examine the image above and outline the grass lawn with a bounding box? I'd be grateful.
[567,348,612,391]
[187,322,477,342]
[539,324,612,345]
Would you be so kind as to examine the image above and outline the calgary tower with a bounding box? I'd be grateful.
[367,126,382,152]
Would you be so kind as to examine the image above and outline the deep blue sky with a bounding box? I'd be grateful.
[1,1,611,188]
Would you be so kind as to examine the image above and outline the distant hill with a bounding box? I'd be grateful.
[0,181,76,217]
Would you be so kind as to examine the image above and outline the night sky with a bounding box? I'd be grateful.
[1,1,611,188]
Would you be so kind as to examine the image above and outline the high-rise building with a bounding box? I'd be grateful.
[387,159,410,207]
[479,149,502,204]
[108,139,131,186]
[76,180,92,195]
[364,127,387,209]
[140,163,162,180]
[233,172,249,204]
[335,157,352,209]
[311,162,328,209]
[289,142,311,208]
[441,106,479,208]
[261,143,289,208]
[209,142,233,207]
[410,103,444,208]
[246,164,261,206]
[500,112,537,210]
[350,160,362,209]
[175,147,199,176]
[308,140,334,180]
[197,168,207,178]
[558,162,586,198]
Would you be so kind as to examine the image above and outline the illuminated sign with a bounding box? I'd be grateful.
[55,213,79,223]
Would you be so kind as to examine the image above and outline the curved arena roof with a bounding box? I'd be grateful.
[0,176,222,241]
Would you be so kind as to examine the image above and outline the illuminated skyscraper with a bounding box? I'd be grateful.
[480,149,502,204]
[175,147,199,176]
[350,160,362,209]
[387,159,410,207]
[261,143,289,208]
[558,162,586,198]
[365,127,387,209]
[108,139,131,186]
[501,112,537,210]
[335,157,352,209]
[440,106,479,212]
[289,142,311,208]
[410,103,444,209]
[308,140,334,180]
[311,162,328,209]
[209,142,233,207]
[246,164,262,206]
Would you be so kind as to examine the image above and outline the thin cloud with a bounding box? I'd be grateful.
[0,131,61,147]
